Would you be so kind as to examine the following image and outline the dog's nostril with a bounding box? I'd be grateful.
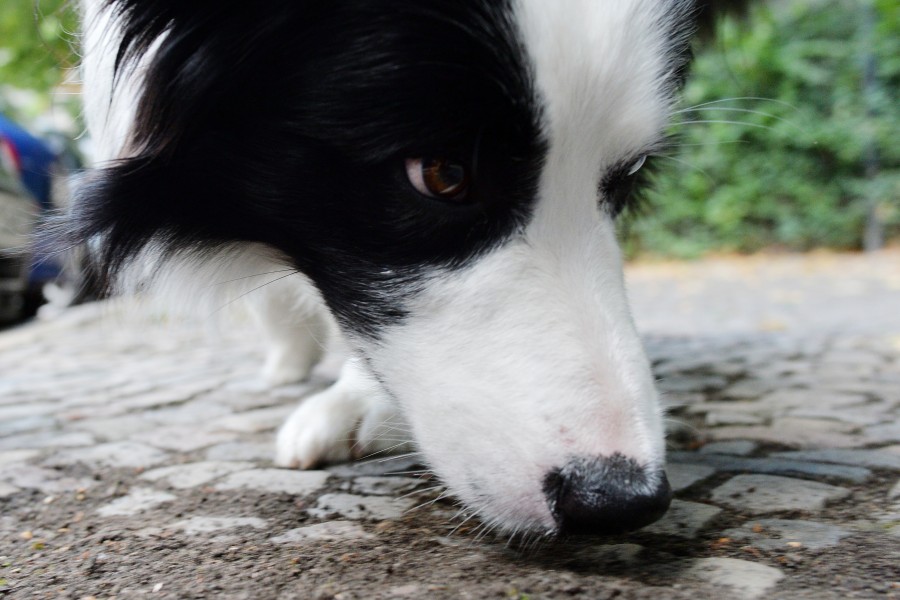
[543,453,672,536]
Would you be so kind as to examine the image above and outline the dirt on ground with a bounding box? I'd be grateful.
[2,445,898,599]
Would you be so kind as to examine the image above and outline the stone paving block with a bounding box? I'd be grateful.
[657,375,728,394]
[686,402,769,417]
[132,426,237,452]
[708,425,867,449]
[772,417,857,435]
[327,455,425,477]
[0,431,95,452]
[270,521,374,543]
[661,392,707,409]
[889,479,900,500]
[786,405,892,426]
[682,557,784,600]
[574,543,645,565]
[710,474,851,514]
[0,449,41,466]
[73,415,158,441]
[43,441,170,469]
[864,422,900,444]
[141,400,234,426]
[698,441,758,456]
[307,493,417,520]
[166,516,268,535]
[214,468,329,495]
[757,390,869,409]
[93,389,207,416]
[0,416,57,437]
[705,412,766,426]
[0,402,60,421]
[668,451,872,483]
[212,405,296,433]
[722,519,851,550]
[205,441,274,462]
[348,476,424,496]
[641,500,721,538]
[97,488,178,517]
[0,482,20,498]
[665,463,716,492]
[771,449,900,471]
[141,461,256,489]
[819,349,887,366]
[721,380,774,400]
[0,464,93,493]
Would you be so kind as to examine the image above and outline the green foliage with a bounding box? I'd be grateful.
[0,0,78,91]
[625,0,900,258]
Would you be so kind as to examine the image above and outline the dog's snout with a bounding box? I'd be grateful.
[543,454,672,536]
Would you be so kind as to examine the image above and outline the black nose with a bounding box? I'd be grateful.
[543,454,672,536]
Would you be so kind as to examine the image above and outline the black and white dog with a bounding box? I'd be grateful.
[75,0,697,537]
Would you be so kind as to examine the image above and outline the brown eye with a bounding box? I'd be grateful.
[405,158,471,201]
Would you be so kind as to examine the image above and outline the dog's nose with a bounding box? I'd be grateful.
[543,454,672,536]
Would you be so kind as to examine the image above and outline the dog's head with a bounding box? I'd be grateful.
[77,0,696,536]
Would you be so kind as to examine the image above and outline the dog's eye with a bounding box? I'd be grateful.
[626,155,646,176]
[601,155,650,217]
[406,158,471,201]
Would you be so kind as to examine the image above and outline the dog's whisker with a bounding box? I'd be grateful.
[473,521,500,543]
[368,451,424,465]
[447,512,479,537]
[383,469,433,477]
[404,489,455,515]
[358,441,416,460]
[651,154,715,183]
[672,119,780,133]
[671,139,751,148]
[505,526,521,548]
[206,269,296,288]
[211,271,299,315]
[369,424,414,438]
[360,435,414,443]
[396,485,445,500]
[678,96,797,112]
[672,106,808,135]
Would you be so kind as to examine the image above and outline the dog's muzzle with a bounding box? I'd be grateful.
[543,453,672,536]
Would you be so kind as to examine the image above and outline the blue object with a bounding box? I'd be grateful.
[0,114,62,285]
[0,114,57,210]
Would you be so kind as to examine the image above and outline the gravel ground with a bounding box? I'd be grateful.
[1,250,899,599]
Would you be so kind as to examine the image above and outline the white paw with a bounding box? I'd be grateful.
[275,361,413,469]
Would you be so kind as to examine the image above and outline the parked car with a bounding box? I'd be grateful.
[0,113,87,322]
[0,132,40,322]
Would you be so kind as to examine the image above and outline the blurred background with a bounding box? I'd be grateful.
[0,0,897,325]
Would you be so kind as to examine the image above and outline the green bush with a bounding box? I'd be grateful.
[0,0,77,91]
[624,0,900,258]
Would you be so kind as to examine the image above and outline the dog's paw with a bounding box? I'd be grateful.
[275,363,412,469]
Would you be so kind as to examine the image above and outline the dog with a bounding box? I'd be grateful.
[73,0,697,538]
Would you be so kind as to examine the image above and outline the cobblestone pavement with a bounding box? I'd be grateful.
[1,251,899,599]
